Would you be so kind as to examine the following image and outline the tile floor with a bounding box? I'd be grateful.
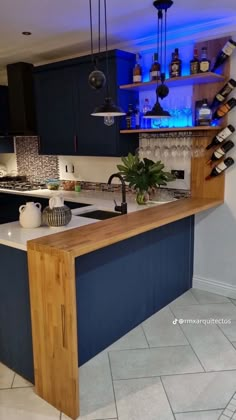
[1,288,236,420]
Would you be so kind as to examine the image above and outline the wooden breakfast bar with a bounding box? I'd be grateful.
[26,196,223,419]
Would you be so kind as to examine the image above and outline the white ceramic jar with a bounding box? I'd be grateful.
[19,202,42,228]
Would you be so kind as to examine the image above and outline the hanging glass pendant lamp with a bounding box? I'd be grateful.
[144,0,173,119]
[91,0,125,119]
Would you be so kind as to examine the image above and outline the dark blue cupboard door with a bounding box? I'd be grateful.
[75,58,121,157]
[34,66,77,156]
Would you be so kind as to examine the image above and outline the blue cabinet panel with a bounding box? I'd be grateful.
[0,245,34,383]
[75,216,194,365]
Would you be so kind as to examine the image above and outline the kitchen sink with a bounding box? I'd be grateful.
[76,209,121,220]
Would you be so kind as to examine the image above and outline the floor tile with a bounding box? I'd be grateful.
[218,320,236,342]
[106,326,148,351]
[177,322,236,371]
[169,290,199,308]
[175,410,222,420]
[142,306,188,347]
[171,302,236,321]
[0,363,14,389]
[0,387,60,419]
[110,346,203,380]
[68,352,116,420]
[12,374,33,388]
[191,289,230,304]
[172,305,236,371]
[114,377,174,420]
[162,371,236,413]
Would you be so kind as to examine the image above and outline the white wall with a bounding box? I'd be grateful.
[193,52,236,298]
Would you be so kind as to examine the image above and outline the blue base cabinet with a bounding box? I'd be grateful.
[0,245,34,383]
[75,216,194,365]
[34,50,139,157]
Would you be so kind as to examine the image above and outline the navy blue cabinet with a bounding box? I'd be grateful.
[34,50,138,157]
[34,66,77,155]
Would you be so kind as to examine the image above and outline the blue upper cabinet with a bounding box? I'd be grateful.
[34,66,78,155]
[34,50,139,157]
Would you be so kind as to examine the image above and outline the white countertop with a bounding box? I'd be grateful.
[0,188,176,250]
[0,216,98,251]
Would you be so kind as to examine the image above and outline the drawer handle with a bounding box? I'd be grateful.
[74,135,78,153]
[61,304,66,348]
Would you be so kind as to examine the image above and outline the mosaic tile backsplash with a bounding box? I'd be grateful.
[15,137,59,182]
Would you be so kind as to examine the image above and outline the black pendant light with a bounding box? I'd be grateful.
[144,0,173,119]
[91,0,125,118]
[88,0,106,90]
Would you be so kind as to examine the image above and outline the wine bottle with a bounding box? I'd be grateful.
[206,125,235,149]
[207,140,234,164]
[126,104,135,129]
[190,48,200,74]
[206,157,234,180]
[211,79,236,109]
[133,53,142,83]
[150,53,161,81]
[212,97,236,120]
[170,48,182,77]
[212,39,236,72]
[196,99,212,126]
[199,47,211,73]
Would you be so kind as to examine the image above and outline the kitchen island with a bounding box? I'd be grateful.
[0,191,223,419]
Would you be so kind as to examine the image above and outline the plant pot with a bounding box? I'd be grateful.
[136,190,149,205]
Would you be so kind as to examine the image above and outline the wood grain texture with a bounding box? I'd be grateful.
[119,72,225,91]
[27,248,79,419]
[27,198,223,258]
[193,37,230,127]
[120,126,222,134]
[191,36,230,199]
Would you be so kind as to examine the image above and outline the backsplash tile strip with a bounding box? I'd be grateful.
[15,137,59,182]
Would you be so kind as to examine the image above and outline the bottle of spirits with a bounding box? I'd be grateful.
[126,104,135,129]
[190,48,200,74]
[142,98,151,129]
[196,99,212,126]
[206,125,235,149]
[212,39,236,72]
[133,53,142,83]
[211,79,236,109]
[212,97,236,120]
[170,48,182,77]
[199,47,211,73]
[150,53,161,81]
[206,157,234,180]
[207,140,234,164]
[134,102,141,129]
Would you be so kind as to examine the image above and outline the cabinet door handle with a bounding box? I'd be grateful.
[74,135,78,153]
[61,304,66,348]
[38,136,41,154]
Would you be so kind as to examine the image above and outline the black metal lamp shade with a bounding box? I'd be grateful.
[91,97,125,117]
[143,100,171,119]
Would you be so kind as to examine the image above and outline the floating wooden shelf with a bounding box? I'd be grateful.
[120,126,221,134]
[119,72,225,91]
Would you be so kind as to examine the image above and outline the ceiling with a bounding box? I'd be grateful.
[0,0,236,69]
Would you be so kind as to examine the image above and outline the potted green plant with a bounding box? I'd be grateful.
[117,153,175,204]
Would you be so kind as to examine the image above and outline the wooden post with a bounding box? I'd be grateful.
[27,246,79,420]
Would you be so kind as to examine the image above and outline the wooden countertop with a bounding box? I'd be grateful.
[27,197,223,258]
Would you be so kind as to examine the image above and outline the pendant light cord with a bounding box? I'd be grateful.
[89,0,95,67]
[104,0,110,96]
[164,10,167,81]
[98,0,101,53]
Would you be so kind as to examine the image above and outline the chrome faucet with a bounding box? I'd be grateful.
[107,173,127,215]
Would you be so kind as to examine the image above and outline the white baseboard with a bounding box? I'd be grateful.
[193,276,236,299]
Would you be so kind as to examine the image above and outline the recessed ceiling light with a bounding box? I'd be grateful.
[22,31,32,36]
